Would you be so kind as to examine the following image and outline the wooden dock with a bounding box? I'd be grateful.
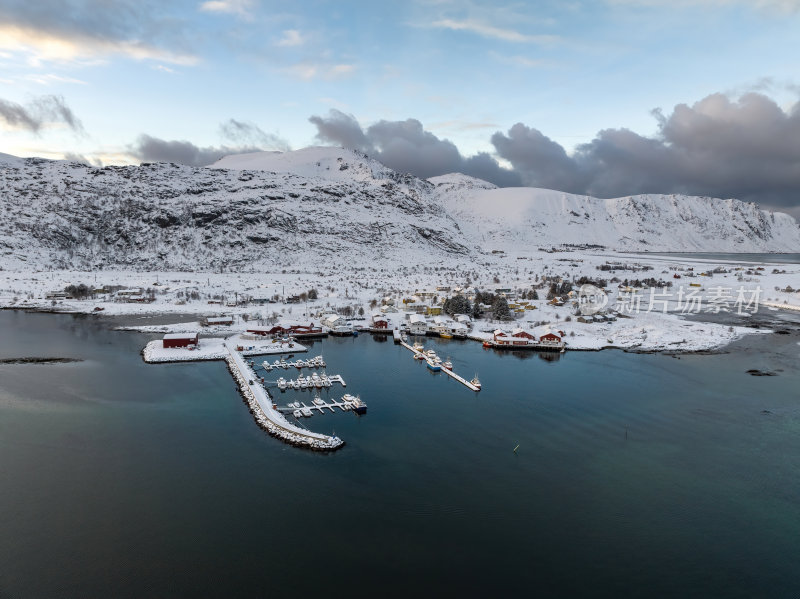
[400,341,481,392]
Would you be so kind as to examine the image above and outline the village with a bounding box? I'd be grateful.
[2,250,799,355]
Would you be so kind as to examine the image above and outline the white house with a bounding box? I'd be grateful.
[408,313,428,335]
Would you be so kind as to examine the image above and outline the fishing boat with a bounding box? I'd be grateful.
[301,407,313,417]
[470,375,481,390]
[440,332,453,339]
[312,395,324,406]
[413,352,425,360]
[443,359,453,370]
[426,358,441,371]
[277,377,287,390]
[262,362,273,372]
[293,409,302,419]
[350,395,367,414]
[413,342,424,352]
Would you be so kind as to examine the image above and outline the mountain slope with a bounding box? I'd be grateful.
[0,148,797,272]
[431,177,800,252]
[0,149,467,271]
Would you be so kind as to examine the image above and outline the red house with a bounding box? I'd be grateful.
[162,333,199,348]
[372,314,389,329]
[247,325,285,336]
[539,331,563,344]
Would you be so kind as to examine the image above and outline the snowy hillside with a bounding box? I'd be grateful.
[0,147,798,272]
[0,149,465,271]
[433,182,800,252]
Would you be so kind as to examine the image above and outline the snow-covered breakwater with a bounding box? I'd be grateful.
[224,345,343,451]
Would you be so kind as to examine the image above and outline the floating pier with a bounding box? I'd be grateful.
[400,341,481,392]
[278,394,367,417]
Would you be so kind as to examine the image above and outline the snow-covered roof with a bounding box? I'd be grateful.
[409,314,427,324]
[163,333,198,340]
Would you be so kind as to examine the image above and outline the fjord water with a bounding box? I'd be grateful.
[1,311,799,597]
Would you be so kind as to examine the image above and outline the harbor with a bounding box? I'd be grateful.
[277,394,367,417]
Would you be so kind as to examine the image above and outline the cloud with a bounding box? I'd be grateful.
[199,0,256,19]
[490,92,800,209]
[130,118,290,166]
[129,134,258,167]
[429,18,558,44]
[0,2,197,65]
[308,109,521,186]
[275,29,306,47]
[285,62,356,80]
[219,118,290,151]
[0,94,83,133]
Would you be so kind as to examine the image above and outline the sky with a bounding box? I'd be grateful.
[1,0,800,214]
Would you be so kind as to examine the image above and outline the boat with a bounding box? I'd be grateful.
[440,332,453,339]
[301,407,313,417]
[299,377,308,389]
[482,341,492,348]
[413,342,424,351]
[277,377,287,390]
[312,395,325,406]
[443,360,453,370]
[470,375,481,390]
[293,409,302,419]
[350,395,367,414]
[341,394,355,403]
[262,362,273,371]
[426,358,441,371]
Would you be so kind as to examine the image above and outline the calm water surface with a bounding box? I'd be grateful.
[1,310,799,597]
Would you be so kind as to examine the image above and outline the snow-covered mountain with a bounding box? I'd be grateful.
[430,175,800,253]
[0,147,797,271]
[0,149,466,271]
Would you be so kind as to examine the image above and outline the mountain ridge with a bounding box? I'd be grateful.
[0,147,797,271]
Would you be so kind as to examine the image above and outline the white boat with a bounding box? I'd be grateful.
[299,377,308,389]
[443,360,453,370]
[470,375,481,390]
[312,395,325,406]
[293,409,302,419]
[262,362,273,371]
[277,377,287,390]
[301,407,313,417]
[342,393,355,403]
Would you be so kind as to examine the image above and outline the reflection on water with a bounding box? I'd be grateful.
[1,310,799,598]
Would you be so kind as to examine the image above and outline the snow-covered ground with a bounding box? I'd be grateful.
[3,249,797,354]
[142,334,306,363]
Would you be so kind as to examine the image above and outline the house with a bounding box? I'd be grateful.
[539,330,563,346]
[206,316,234,326]
[162,333,199,348]
[408,314,428,335]
[455,314,471,326]
[371,313,389,329]
[247,325,285,336]
[425,306,443,316]
[492,328,538,347]
[321,314,353,335]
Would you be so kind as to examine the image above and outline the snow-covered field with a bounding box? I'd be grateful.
[3,249,797,354]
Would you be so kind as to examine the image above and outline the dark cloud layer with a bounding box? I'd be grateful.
[310,94,800,212]
[130,121,291,167]
[309,109,521,187]
[0,94,83,133]
[130,134,263,167]
[492,93,800,209]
